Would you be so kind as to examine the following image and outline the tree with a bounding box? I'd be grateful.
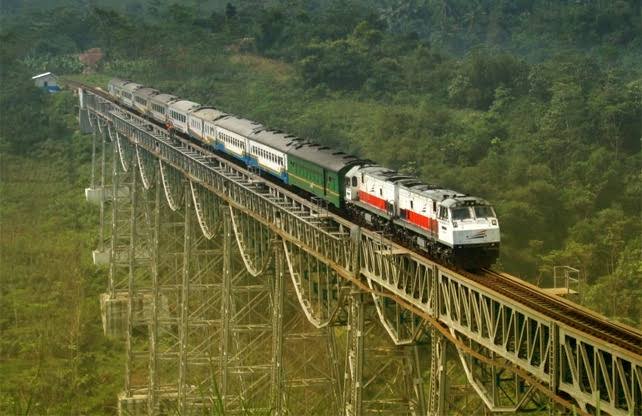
[225,2,237,20]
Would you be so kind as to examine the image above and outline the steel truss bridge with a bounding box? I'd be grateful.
[74,83,641,416]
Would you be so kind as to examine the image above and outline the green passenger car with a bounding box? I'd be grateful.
[286,143,361,208]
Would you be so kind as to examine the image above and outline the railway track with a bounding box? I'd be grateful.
[462,268,642,355]
[70,78,642,359]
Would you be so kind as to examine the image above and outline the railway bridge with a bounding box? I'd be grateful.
[74,83,641,416]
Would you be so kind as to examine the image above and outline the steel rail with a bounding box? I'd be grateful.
[471,269,642,355]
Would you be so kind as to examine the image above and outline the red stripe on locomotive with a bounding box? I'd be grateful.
[358,190,387,210]
[403,209,432,229]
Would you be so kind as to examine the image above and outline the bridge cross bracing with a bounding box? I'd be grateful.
[75,84,642,416]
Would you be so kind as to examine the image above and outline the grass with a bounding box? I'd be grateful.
[0,104,124,415]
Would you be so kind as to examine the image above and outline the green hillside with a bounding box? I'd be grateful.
[1,1,640,412]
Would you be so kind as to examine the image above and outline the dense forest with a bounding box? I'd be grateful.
[1,0,640,413]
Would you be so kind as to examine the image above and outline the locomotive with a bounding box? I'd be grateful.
[108,78,500,268]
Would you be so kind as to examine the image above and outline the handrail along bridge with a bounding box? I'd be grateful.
[73,81,642,416]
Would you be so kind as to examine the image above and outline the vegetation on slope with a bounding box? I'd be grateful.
[0,1,640,411]
[4,0,642,320]
[0,90,124,413]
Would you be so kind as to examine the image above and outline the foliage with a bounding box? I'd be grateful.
[3,0,639,319]
[0,86,124,413]
[0,1,641,411]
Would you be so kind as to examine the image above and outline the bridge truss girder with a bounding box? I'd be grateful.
[78,88,642,416]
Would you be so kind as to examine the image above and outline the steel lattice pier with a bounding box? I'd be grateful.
[75,84,642,416]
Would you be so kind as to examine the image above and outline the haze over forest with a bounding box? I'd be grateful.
[1,0,640,414]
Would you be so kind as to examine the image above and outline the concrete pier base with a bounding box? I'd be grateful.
[84,186,129,205]
[118,392,148,416]
[85,187,103,205]
[100,292,164,337]
[92,249,110,266]
[100,292,128,338]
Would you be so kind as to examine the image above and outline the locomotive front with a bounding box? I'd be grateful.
[438,196,500,268]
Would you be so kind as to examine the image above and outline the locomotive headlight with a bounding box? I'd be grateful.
[491,219,497,226]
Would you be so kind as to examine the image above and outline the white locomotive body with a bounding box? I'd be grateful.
[346,164,500,267]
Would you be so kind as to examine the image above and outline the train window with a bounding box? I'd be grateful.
[439,207,448,220]
[474,206,495,218]
[410,201,414,209]
[451,207,472,221]
[379,188,383,196]
[351,177,357,186]
[433,201,436,213]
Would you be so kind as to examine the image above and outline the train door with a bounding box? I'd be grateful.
[323,169,327,196]
[437,204,453,246]
[430,200,438,235]
[344,166,360,201]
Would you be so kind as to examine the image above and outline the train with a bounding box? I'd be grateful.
[107,78,500,268]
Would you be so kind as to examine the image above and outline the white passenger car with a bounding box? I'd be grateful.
[148,93,178,124]
[187,107,227,145]
[119,82,143,108]
[213,116,261,159]
[167,100,200,134]
[132,87,159,116]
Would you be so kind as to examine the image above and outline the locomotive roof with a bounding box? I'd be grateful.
[134,87,159,99]
[441,195,490,207]
[403,183,440,192]
[191,107,227,122]
[249,129,298,153]
[361,166,416,183]
[215,116,263,137]
[169,100,200,113]
[287,141,362,172]
[150,93,178,105]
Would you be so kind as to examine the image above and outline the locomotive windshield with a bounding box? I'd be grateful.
[451,207,472,220]
[474,206,495,218]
